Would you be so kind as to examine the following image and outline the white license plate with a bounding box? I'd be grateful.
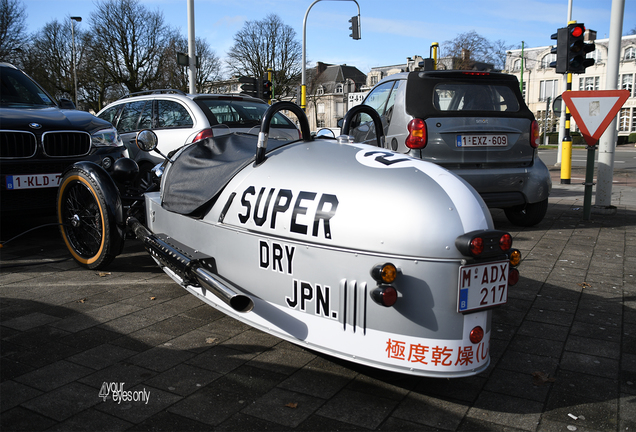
[458,260,509,312]
[5,173,62,190]
[456,134,507,147]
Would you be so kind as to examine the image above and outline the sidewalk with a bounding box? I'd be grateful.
[1,171,635,431]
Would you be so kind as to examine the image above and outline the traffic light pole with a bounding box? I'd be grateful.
[561,73,573,184]
[301,0,360,110]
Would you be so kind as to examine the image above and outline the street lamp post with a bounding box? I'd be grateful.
[70,16,82,108]
[301,0,360,110]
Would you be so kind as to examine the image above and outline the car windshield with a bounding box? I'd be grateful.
[434,83,520,112]
[0,66,57,107]
[196,98,296,129]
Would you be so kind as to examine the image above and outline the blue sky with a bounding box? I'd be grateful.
[22,0,636,73]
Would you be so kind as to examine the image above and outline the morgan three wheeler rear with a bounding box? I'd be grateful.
[56,102,521,378]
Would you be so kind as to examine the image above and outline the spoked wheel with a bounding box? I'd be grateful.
[57,167,120,269]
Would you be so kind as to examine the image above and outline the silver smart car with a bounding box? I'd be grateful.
[349,71,552,227]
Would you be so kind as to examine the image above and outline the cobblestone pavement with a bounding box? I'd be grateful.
[1,168,635,431]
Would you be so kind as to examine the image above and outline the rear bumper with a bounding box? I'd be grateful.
[446,158,552,209]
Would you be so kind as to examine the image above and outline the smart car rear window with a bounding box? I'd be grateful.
[434,83,520,112]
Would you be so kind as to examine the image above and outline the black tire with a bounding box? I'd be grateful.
[504,198,548,227]
[57,168,118,269]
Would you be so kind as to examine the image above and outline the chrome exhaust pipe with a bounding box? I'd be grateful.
[192,267,253,313]
[127,217,253,313]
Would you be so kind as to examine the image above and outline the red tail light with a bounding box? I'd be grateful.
[469,237,484,256]
[405,118,427,149]
[499,234,512,251]
[192,128,214,142]
[530,120,540,148]
[456,230,513,258]
[371,286,398,307]
[508,268,520,286]
[469,326,484,343]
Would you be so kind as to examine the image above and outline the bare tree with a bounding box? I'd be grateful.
[90,0,172,93]
[491,39,514,70]
[442,30,511,70]
[80,32,122,112]
[226,14,301,100]
[24,20,76,101]
[0,0,28,63]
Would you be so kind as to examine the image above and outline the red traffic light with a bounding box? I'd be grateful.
[571,25,584,38]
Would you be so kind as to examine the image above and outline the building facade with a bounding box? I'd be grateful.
[303,62,367,131]
[504,33,636,143]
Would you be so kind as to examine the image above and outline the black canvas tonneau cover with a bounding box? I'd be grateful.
[405,71,534,120]
[161,133,286,216]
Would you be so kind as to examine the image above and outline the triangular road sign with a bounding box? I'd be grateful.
[561,90,630,146]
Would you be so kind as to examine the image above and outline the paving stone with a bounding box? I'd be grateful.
[21,381,100,422]
[241,387,325,428]
[316,388,398,429]
[14,360,93,392]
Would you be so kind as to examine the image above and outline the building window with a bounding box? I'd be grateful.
[579,76,599,91]
[624,46,636,61]
[539,79,559,102]
[335,84,344,94]
[317,103,325,114]
[619,108,631,132]
[622,74,633,97]
[513,59,521,71]
[317,119,325,128]
[317,86,324,95]
[541,53,556,69]
[336,102,345,117]
[370,75,379,85]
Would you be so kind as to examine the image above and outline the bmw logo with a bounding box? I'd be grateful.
[29,123,42,129]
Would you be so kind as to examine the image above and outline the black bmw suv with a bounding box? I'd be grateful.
[1,63,127,215]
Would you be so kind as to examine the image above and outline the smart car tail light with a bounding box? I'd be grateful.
[193,128,214,142]
[405,118,427,149]
[531,120,540,148]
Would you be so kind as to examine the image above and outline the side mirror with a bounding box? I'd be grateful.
[58,98,76,110]
[136,129,158,152]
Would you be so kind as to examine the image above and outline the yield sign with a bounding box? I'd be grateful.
[561,90,630,146]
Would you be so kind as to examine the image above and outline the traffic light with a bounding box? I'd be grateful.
[262,79,272,101]
[349,15,360,40]
[238,76,258,97]
[549,27,568,74]
[566,23,595,73]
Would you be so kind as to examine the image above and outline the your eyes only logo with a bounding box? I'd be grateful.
[99,382,150,405]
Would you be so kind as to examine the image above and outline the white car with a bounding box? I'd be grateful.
[97,90,300,184]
